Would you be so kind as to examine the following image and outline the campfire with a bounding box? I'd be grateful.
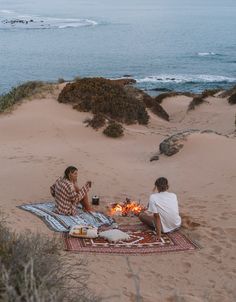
[108,199,145,216]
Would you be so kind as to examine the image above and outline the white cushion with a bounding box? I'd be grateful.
[99,229,130,243]
[69,225,98,238]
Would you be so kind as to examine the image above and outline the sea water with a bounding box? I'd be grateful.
[0,0,236,95]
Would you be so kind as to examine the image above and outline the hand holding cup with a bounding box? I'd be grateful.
[86,181,92,188]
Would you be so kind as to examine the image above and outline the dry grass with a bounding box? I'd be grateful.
[187,96,205,111]
[0,211,99,302]
[0,81,55,113]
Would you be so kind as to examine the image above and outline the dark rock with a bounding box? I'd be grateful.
[159,129,227,157]
[149,88,172,92]
[160,140,184,156]
[150,155,159,162]
[122,74,133,78]
[159,130,198,156]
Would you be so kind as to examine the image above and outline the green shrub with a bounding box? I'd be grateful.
[228,92,236,105]
[151,101,169,121]
[74,75,81,81]
[201,89,221,98]
[188,96,205,111]
[58,78,65,83]
[103,121,124,138]
[58,78,149,125]
[154,92,182,104]
[88,113,106,129]
[218,84,236,98]
[0,81,52,112]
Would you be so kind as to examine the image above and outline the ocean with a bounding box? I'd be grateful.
[0,0,236,95]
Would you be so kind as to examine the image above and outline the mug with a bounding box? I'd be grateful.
[92,195,99,205]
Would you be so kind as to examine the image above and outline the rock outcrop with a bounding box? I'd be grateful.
[159,130,225,157]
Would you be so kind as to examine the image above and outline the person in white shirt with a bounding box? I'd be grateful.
[139,177,181,241]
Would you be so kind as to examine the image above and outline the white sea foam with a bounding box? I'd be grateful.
[136,74,236,84]
[197,52,217,56]
[58,19,98,29]
[0,9,15,14]
[0,12,98,30]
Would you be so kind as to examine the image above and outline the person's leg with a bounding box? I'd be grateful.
[80,193,92,212]
[139,211,155,229]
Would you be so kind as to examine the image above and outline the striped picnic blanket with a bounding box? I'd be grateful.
[19,202,114,232]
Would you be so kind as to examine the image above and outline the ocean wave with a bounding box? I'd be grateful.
[136,74,236,84]
[0,12,98,30]
[58,19,98,28]
[0,9,15,14]
[197,52,217,56]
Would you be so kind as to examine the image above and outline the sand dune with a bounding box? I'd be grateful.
[161,95,235,135]
[0,91,235,301]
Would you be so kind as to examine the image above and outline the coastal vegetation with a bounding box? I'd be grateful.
[188,96,205,111]
[103,121,124,138]
[201,88,221,98]
[0,211,97,302]
[0,81,54,112]
[228,92,236,105]
[58,77,149,125]
[86,113,106,130]
[57,78,66,84]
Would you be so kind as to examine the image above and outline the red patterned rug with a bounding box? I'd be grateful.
[63,224,199,255]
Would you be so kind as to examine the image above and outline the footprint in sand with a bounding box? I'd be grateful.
[211,245,222,254]
[183,262,192,273]
[180,213,201,230]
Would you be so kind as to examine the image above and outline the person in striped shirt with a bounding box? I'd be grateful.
[50,166,92,216]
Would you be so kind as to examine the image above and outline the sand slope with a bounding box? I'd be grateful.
[0,92,235,301]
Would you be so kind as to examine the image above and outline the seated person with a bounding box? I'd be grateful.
[50,166,92,215]
[139,177,181,241]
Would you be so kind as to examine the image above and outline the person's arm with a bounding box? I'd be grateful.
[74,181,91,193]
[50,183,56,197]
[70,182,90,204]
[73,182,80,193]
[153,213,161,241]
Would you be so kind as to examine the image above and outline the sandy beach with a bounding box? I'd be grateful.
[0,87,235,301]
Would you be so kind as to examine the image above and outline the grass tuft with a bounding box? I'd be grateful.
[103,121,124,138]
[188,96,205,111]
[0,81,54,112]
[0,210,99,302]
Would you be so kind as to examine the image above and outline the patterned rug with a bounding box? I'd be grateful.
[63,224,199,255]
[18,202,114,232]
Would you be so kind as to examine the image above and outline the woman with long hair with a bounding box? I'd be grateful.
[50,166,92,216]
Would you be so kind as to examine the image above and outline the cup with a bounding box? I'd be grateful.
[92,195,99,205]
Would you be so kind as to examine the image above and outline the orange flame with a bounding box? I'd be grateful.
[109,201,144,216]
